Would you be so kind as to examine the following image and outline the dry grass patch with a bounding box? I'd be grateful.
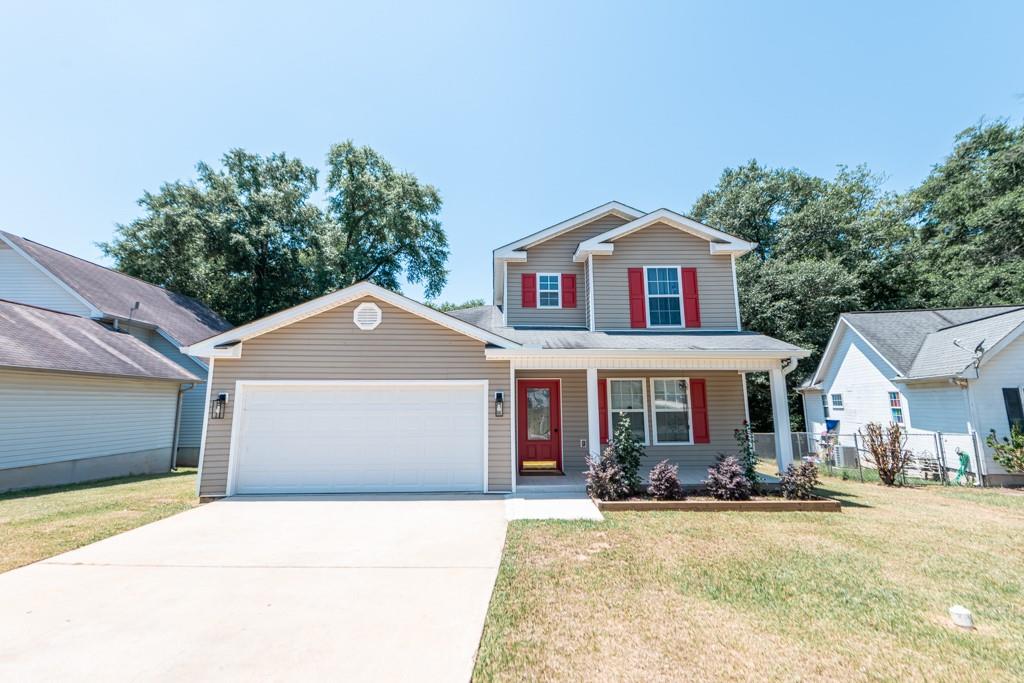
[475,479,1024,682]
[0,469,198,572]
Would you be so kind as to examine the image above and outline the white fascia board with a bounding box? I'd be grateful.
[182,281,521,356]
[493,251,528,306]
[978,319,1024,368]
[492,202,644,256]
[809,317,903,387]
[0,232,104,317]
[573,209,756,258]
[485,347,811,360]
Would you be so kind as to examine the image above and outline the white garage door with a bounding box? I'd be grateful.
[230,382,486,494]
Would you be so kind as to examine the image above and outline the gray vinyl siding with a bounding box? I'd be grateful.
[0,368,178,470]
[507,215,629,327]
[592,223,739,330]
[0,242,93,316]
[198,297,511,497]
[133,326,208,448]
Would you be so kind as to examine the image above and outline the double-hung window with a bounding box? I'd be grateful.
[888,392,904,424]
[651,378,691,444]
[537,273,561,308]
[821,394,830,419]
[645,267,682,327]
[831,394,844,410]
[608,378,647,444]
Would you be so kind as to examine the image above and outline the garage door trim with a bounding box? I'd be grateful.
[224,380,489,495]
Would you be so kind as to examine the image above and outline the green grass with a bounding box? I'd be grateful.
[474,479,1024,682]
[0,469,198,573]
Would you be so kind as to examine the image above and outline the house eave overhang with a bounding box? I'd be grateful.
[485,348,811,360]
[182,282,522,357]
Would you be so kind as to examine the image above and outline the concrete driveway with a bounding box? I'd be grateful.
[0,495,507,682]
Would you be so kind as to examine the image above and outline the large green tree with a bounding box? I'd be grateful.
[102,142,448,325]
[910,120,1024,306]
[691,161,915,429]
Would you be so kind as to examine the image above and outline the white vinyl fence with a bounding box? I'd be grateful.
[752,431,986,486]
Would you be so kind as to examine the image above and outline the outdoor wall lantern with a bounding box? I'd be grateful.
[211,392,229,419]
[494,391,504,417]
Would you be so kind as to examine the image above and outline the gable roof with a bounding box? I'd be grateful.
[492,201,644,257]
[572,208,756,262]
[0,300,200,382]
[183,282,521,357]
[0,231,232,346]
[808,305,1024,386]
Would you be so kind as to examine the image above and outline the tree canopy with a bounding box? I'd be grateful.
[102,142,447,325]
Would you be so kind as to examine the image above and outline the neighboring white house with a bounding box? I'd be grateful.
[800,307,1024,486]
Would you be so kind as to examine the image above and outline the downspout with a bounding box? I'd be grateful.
[170,383,196,470]
[782,356,799,376]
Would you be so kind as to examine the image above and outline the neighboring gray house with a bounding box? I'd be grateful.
[800,307,1024,486]
[184,203,809,498]
[0,231,231,491]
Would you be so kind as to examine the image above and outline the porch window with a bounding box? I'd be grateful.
[888,391,904,424]
[537,273,561,308]
[608,378,647,444]
[651,378,691,444]
[645,267,682,327]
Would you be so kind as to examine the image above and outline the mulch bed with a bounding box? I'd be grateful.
[596,495,841,512]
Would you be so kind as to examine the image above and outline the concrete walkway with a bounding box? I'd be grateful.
[0,495,507,682]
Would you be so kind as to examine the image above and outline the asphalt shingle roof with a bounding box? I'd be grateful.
[839,306,1024,379]
[448,305,806,353]
[1,231,232,345]
[0,300,201,381]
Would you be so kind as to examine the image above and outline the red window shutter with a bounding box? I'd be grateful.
[627,268,646,328]
[691,378,710,443]
[682,268,701,327]
[562,273,577,308]
[598,378,609,444]
[521,273,537,308]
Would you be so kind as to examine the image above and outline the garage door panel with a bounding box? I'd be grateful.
[231,383,485,494]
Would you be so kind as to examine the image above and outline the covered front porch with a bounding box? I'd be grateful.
[490,350,799,493]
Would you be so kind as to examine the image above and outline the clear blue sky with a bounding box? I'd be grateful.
[2,1,1021,304]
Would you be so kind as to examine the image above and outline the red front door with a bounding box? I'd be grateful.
[517,379,562,472]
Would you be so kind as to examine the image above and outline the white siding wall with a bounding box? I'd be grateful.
[815,327,906,435]
[0,242,93,315]
[901,382,970,434]
[0,368,179,470]
[969,334,1024,476]
[802,390,826,438]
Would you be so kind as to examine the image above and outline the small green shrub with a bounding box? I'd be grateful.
[780,460,820,500]
[987,426,1024,473]
[611,411,646,493]
[734,421,760,489]
[585,447,629,501]
[647,460,685,500]
[703,456,752,501]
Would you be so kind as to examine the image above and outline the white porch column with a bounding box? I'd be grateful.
[769,365,794,473]
[586,367,601,463]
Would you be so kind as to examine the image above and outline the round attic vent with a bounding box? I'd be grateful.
[353,302,382,330]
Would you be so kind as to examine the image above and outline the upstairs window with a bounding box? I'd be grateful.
[821,394,830,419]
[537,273,561,308]
[831,393,844,410]
[888,391,904,424]
[645,267,682,327]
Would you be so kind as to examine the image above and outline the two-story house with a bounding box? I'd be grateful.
[184,202,808,498]
[0,231,231,491]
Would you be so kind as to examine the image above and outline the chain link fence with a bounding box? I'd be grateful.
[752,431,986,486]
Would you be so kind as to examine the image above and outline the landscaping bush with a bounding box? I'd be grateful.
[611,411,646,493]
[703,456,752,501]
[859,422,912,486]
[987,426,1024,473]
[780,460,820,500]
[585,447,629,501]
[734,421,760,490]
[647,460,685,500]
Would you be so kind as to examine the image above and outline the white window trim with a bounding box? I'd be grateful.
[643,265,685,329]
[607,377,649,446]
[821,393,830,419]
[888,391,905,424]
[830,393,844,410]
[537,272,562,309]
[649,377,694,446]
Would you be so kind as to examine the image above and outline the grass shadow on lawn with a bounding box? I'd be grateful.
[0,468,196,502]
[814,486,872,508]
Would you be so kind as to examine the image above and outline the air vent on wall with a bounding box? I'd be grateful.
[353,302,383,330]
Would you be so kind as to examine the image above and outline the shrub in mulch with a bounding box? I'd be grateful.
[780,460,820,500]
[647,459,685,500]
[703,456,752,501]
[585,447,629,501]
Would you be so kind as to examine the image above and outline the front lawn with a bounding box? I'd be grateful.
[0,469,198,573]
[475,479,1024,682]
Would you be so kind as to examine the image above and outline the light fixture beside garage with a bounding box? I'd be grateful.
[211,392,229,419]
[494,391,504,417]
[353,302,383,330]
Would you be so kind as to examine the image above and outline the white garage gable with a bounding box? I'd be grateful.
[228,381,488,494]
